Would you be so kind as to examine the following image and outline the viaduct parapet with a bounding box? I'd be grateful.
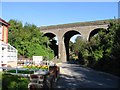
[40,19,110,62]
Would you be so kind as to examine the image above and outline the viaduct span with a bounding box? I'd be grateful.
[40,20,109,62]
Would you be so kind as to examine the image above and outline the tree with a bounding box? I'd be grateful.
[71,19,120,76]
[71,36,87,63]
[81,19,120,76]
[69,41,74,52]
[8,19,54,60]
[72,36,83,55]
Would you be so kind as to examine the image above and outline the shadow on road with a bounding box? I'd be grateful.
[56,61,120,88]
[55,74,81,88]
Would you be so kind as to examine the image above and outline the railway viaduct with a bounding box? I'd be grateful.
[40,20,109,62]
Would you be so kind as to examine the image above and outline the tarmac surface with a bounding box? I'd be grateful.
[55,61,120,89]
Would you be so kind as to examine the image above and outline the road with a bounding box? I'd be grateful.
[55,61,120,89]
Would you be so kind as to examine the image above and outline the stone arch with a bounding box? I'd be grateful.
[63,30,82,61]
[43,32,57,39]
[88,28,106,41]
[43,32,59,58]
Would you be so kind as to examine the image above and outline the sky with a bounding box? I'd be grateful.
[1,2,118,42]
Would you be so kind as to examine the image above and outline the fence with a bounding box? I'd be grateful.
[17,60,55,66]
[17,59,33,66]
[0,66,37,77]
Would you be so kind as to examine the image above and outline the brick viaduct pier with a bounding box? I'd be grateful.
[40,20,109,62]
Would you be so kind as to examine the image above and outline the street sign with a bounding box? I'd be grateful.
[33,56,43,64]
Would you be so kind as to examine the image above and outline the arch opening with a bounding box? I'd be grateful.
[43,33,59,59]
[88,28,106,41]
[63,30,82,61]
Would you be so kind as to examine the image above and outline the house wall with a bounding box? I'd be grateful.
[0,19,18,68]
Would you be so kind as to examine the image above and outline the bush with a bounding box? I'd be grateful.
[2,73,29,90]
[6,70,34,74]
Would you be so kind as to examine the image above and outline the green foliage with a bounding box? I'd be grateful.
[8,19,54,60]
[85,20,120,69]
[72,36,84,55]
[69,41,74,52]
[2,73,29,90]
[111,20,120,59]
[71,19,120,76]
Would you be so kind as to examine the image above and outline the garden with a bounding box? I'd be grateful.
[0,65,49,90]
[0,63,59,90]
[1,72,29,90]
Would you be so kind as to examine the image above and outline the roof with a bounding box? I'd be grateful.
[0,18,10,26]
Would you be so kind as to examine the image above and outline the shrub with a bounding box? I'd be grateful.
[2,73,29,90]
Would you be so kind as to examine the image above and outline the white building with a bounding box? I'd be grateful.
[0,18,18,68]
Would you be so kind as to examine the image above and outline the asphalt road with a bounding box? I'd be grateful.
[55,61,120,89]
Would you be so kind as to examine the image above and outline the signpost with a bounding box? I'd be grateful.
[33,56,43,65]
